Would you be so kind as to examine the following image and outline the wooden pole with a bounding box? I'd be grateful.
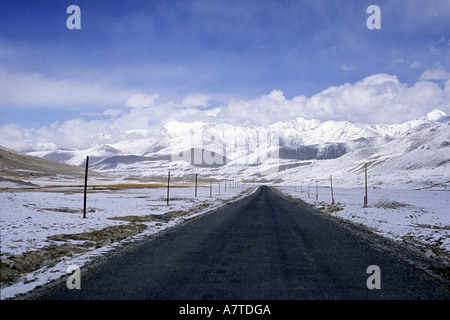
[210,180,212,198]
[167,171,170,205]
[364,163,368,207]
[83,156,89,218]
[330,175,335,205]
[315,181,318,200]
[195,173,198,197]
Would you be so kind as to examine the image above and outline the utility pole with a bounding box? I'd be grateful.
[167,171,170,205]
[364,163,368,207]
[330,175,335,205]
[195,174,198,197]
[83,156,89,218]
[315,181,318,201]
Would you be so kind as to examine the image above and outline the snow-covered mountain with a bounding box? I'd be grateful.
[27,109,450,188]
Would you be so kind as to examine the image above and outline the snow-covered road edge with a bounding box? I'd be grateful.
[275,186,450,258]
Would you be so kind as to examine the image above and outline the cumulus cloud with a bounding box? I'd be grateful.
[180,94,209,108]
[216,90,306,126]
[2,73,450,152]
[102,108,123,117]
[409,61,422,69]
[125,93,160,108]
[81,108,123,117]
[216,74,449,125]
[0,124,35,151]
[204,107,221,117]
[418,68,450,81]
[444,80,450,109]
[0,94,219,151]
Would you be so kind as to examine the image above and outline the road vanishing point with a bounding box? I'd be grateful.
[32,186,448,300]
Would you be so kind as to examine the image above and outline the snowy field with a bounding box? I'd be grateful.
[276,185,450,256]
[0,176,256,299]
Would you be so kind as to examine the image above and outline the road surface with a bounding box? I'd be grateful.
[31,186,448,300]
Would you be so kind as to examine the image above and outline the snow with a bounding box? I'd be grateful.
[0,176,256,300]
[425,109,450,122]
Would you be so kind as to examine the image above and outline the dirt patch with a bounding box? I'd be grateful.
[100,183,167,189]
[47,223,148,244]
[1,243,88,284]
[109,215,162,223]
[314,201,344,214]
[1,223,147,285]
[39,207,98,214]
[415,224,450,231]
[165,210,187,218]
[0,176,38,188]
[109,210,188,224]
[373,200,411,209]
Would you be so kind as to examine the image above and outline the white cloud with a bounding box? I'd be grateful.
[303,74,447,123]
[180,94,209,108]
[102,108,123,117]
[0,124,35,151]
[321,46,336,55]
[2,73,450,152]
[418,68,450,81]
[408,61,422,69]
[444,80,450,109]
[0,69,132,108]
[0,94,221,151]
[125,93,160,108]
[81,108,123,117]
[216,90,306,126]
[204,107,221,117]
[216,74,449,125]
[439,37,450,47]
[341,64,355,71]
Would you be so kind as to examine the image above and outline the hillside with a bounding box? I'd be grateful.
[0,145,86,179]
[275,120,450,189]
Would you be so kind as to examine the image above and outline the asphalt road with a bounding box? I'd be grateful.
[32,186,448,300]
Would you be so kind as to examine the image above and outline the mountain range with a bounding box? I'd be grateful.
[25,109,450,189]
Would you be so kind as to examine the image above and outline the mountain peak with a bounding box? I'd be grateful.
[425,109,450,122]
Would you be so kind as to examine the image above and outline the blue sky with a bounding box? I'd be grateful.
[1,0,450,150]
